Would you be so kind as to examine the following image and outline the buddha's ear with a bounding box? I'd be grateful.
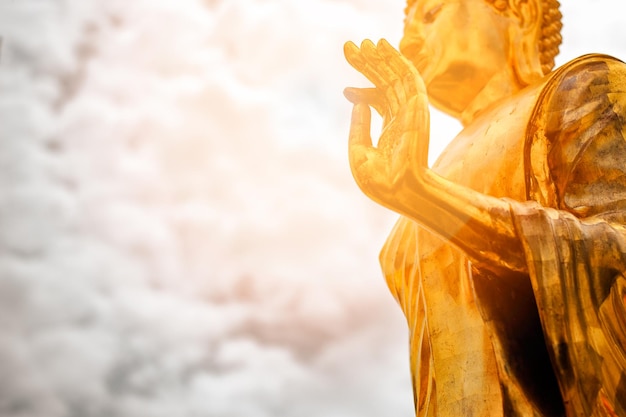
[508,0,543,86]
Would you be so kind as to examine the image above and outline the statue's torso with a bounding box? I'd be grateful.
[378,53,626,417]
[381,81,550,417]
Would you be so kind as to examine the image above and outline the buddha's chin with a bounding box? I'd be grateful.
[426,68,490,117]
[427,80,470,117]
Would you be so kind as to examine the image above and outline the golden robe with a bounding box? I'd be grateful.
[381,55,626,417]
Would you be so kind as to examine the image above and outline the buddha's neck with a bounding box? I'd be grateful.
[459,68,523,127]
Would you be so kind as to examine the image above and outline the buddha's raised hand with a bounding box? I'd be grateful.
[344,39,430,208]
[344,39,527,274]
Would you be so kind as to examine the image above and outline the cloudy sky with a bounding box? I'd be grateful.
[0,1,625,416]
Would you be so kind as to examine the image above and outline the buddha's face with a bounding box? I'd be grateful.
[401,0,516,116]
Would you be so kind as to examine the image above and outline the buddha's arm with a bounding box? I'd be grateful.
[398,164,525,273]
[345,39,527,273]
[348,101,527,274]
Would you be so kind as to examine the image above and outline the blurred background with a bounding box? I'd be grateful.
[0,1,625,416]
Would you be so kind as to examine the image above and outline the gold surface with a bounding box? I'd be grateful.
[344,1,626,416]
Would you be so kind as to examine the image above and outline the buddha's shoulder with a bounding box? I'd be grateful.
[526,54,626,141]
[539,54,626,110]
[528,54,626,216]
[556,53,625,72]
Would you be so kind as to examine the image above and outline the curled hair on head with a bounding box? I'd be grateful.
[537,0,563,73]
[404,0,562,74]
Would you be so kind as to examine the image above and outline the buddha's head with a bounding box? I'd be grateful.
[401,0,562,117]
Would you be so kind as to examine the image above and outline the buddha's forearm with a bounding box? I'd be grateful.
[387,169,528,274]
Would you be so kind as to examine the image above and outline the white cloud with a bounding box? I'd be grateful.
[1,0,625,416]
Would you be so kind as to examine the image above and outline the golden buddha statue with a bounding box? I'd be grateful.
[344,1,626,416]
